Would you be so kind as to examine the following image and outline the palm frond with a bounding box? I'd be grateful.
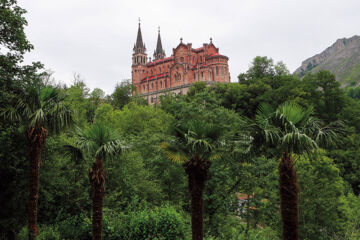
[281,131,318,154]
[276,101,313,126]
[63,144,84,163]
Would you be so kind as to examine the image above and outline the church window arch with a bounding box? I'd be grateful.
[180,57,184,62]
[201,72,204,79]
[200,56,202,62]
[216,66,219,75]
[160,81,162,88]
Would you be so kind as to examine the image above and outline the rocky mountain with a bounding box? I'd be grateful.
[295,35,360,86]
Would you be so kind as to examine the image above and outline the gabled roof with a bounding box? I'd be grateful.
[147,56,174,66]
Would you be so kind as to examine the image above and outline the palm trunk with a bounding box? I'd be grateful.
[279,152,299,240]
[27,127,47,240]
[186,159,209,240]
[89,158,105,240]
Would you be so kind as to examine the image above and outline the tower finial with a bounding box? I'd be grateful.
[180,37,183,43]
[138,17,141,26]
[210,37,212,43]
[158,25,160,33]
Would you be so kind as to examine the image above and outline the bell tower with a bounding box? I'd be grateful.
[132,19,147,91]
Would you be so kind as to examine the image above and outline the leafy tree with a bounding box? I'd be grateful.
[162,120,224,240]
[238,56,290,82]
[303,70,346,122]
[67,123,126,240]
[2,78,73,239]
[297,151,356,240]
[111,80,134,109]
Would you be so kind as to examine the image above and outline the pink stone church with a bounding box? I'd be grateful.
[131,22,230,104]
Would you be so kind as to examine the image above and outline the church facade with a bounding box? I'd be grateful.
[131,22,230,104]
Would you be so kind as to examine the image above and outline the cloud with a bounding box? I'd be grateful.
[19,0,360,94]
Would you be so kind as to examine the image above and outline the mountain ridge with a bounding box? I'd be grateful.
[295,35,360,86]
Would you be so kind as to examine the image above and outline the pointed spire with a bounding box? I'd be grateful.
[134,18,146,53]
[153,26,165,60]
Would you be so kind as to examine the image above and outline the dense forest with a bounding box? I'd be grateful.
[1,1,360,239]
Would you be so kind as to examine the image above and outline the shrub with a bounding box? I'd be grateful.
[17,225,60,240]
[56,214,91,240]
[113,205,187,240]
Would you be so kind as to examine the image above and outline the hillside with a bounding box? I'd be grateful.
[295,35,360,86]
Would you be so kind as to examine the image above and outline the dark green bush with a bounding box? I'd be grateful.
[56,214,91,240]
[110,205,187,240]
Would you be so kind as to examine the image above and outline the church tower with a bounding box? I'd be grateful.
[132,20,147,89]
[153,27,165,60]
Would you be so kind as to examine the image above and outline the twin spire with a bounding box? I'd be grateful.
[133,21,146,54]
[153,27,165,60]
[133,20,165,61]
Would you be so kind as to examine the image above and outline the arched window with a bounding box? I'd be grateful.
[201,72,204,79]
[194,73,196,80]
[193,56,195,63]
[159,67,161,72]
[152,83,154,89]
[200,56,202,62]
[180,57,184,62]
[143,85,145,91]
[216,67,218,75]
[160,81,162,88]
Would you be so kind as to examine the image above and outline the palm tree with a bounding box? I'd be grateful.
[66,123,125,240]
[2,79,73,240]
[240,102,343,240]
[161,120,223,240]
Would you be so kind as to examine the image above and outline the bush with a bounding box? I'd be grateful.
[16,206,187,240]
[17,225,60,240]
[56,214,91,240]
[113,205,187,240]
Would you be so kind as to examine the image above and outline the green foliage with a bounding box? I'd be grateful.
[297,151,359,240]
[55,215,91,240]
[120,205,187,240]
[0,0,33,54]
[18,225,61,240]
[111,80,134,109]
[347,85,360,100]
[2,51,360,240]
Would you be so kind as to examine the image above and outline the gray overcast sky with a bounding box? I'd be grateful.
[19,0,360,94]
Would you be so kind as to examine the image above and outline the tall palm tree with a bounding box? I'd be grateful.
[2,79,73,240]
[66,123,125,240]
[240,102,343,240]
[161,120,223,240]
